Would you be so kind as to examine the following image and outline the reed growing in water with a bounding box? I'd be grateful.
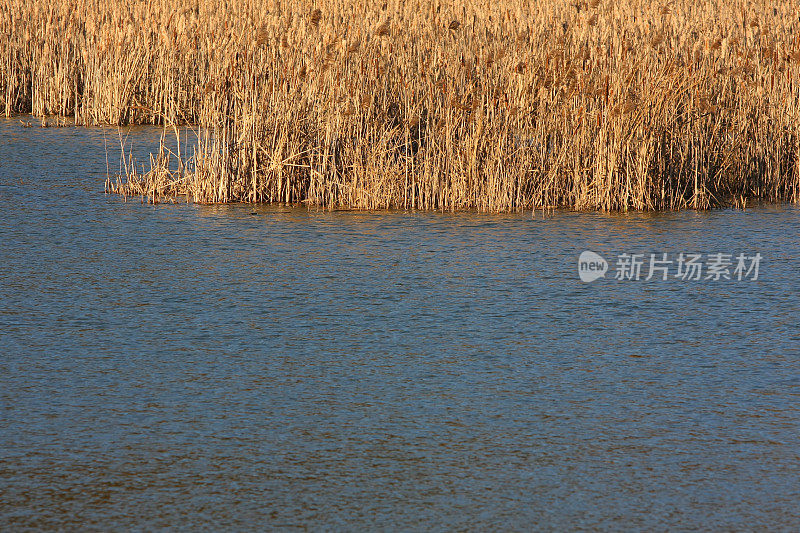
[3,0,800,210]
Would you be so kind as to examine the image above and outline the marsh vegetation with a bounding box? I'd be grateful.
[3,0,800,210]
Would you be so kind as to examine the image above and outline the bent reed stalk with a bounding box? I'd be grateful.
[3,0,800,211]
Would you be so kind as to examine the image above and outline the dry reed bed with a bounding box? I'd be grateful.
[3,0,800,210]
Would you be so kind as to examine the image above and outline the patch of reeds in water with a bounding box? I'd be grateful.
[4,0,800,210]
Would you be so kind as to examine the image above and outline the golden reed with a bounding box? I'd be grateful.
[3,0,800,211]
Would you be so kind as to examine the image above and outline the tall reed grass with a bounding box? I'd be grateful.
[3,0,800,210]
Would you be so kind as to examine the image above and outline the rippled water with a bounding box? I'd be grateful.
[1,117,799,530]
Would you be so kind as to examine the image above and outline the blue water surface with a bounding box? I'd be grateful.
[1,117,799,530]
